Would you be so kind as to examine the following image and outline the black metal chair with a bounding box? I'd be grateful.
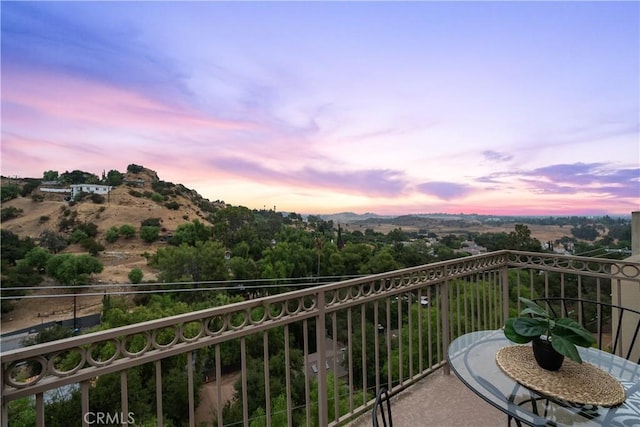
[372,386,393,427]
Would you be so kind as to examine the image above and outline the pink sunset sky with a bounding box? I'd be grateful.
[2,2,638,216]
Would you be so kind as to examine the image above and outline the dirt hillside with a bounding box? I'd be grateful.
[1,168,224,333]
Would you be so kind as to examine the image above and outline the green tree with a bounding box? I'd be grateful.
[80,238,105,256]
[45,254,104,286]
[69,229,89,243]
[106,226,120,243]
[1,230,36,264]
[24,247,51,271]
[506,224,542,251]
[127,164,144,173]
[43,170,59,181]
[361,246,400,274]
[140,225,160,243]
[152,241,228,282]
[119,224,136,238]
[105,169,124,186]
[1,184,20,202]
[38,230,69,253]
[171,219,212,246]
[128,267,144,284]
[1,206,23,221]
[7,397,36,427]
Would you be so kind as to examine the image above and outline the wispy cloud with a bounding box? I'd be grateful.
[209,157,408,197]
[416,182,473,200]
[2,2,192,108]
[480,162,640,199]
[482,150,512,162]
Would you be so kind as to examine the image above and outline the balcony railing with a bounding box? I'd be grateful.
[2,250,639,426]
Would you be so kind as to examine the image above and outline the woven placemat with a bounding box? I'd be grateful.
[496,345,626,407]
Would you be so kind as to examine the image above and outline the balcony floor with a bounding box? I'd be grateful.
[346,369,506,427]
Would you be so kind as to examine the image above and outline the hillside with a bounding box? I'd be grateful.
[1,167,225,332]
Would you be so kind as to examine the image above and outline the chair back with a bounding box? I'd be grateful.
[372,386,393,427]
[533,297,640,363]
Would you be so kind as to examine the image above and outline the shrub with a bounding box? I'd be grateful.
[20,180,40,197]
[106,227,119,243]
[80,238,105,256]
[128,268,144,284]
[127,164,144,174]
[1,184,20,202]
[38,231,69,253]
[140,226,160,243]
[31,194,44,202]
[73,191,89,202]
[151,193,164,203]
[128,189,143,198]
[119,224,136,238]
[70,229,89,244]
[165,201,180,210]
[1,207,23,221]
[39,215,50,224]
[75,222,98,238]
[141,218,161,227]
[90,193,105,204]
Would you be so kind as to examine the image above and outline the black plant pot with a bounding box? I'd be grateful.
[532,337,564,371]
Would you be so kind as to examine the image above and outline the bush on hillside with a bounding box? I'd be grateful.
[140,226,160,243]
[119,224,136,238]
[1,184,20,202]
[1,206,23,221]
[128,268,144,284]
[127,164,144,174]
[106,227,119,243]
[90,193,105,204]
[141,218,161,227]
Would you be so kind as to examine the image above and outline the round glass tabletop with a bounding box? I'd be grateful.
[447,330,640,426]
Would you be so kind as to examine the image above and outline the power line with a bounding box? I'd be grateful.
[0,275,365,300]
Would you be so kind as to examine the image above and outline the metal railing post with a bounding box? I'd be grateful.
[442,279,450,375]
[501,265,510,324]
[316,290,328,427]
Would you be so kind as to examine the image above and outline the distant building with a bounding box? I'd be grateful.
[458,241,487,255]
[40,187,71,194]
[70,184,113,199]
[306,336,348,380]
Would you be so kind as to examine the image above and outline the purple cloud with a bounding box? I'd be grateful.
[417,181,472,200]
[482,150,513,162]
[480,162,640,199]
[209,157,408,197]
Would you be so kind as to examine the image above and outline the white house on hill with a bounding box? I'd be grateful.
[70,184,113,199]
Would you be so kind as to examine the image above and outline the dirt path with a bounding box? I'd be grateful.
[195,372,240,426]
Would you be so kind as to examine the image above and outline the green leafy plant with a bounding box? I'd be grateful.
[504,297,596,363]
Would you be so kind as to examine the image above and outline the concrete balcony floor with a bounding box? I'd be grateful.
[347,370,506,427]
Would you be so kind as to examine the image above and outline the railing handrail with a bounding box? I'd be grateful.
[3,250,639,362]
[0,251,511,361]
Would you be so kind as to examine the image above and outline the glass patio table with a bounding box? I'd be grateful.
[447,330,640,426]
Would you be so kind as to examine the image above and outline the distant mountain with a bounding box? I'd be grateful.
[316,212,391,223]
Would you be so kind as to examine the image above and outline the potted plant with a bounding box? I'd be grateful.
[504,297,596,371]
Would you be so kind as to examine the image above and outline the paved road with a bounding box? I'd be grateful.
[0,313,102,352]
